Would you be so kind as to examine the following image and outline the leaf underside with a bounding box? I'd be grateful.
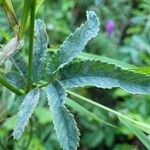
[13,88,40,140]
[46,11,100,76]
[60,60,150,94]
[46,81,79,150]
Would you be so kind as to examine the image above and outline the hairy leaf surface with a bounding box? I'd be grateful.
[12,52,28,79]
[45,81,79,150]
[5,71,26,88]
[33,19,49,82]
[46,11,100,75]
[60,60,150,94]
[13,88,40,140]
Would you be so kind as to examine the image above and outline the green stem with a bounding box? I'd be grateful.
[68,91,119,115]
[19,0,45,39]
[27,0,36,92]
[0,76,24,95]
[67,98,117,128]
[4,0,18,25]
[18,0,32,39]
[67,91,150,132]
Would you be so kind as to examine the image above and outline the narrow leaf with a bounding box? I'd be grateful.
[79,52,136,69]
[131,67,150,75]
[68,91,150,134]
[66,98,116,128]
[13,88,40,140]
[45,81,79,150]
[60,60,150,94]
[0,37,23,65]
[12,52,28,79]
[46,11,100,75]
[119,116,150,150]
[33,19,49,82]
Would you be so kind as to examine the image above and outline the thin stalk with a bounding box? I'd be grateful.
[18,0,32,39]
[67,98,117,128]
[67,91,150,132]
[6,5,18,25]
[24,119,33,149]
[26,0,46,30]
[27,0,36,91]
[0,28,11,40]
[67,91,118,115]
[0,76,24,95]
[4,0,18,25]
[19,0,44,39]
[3,5,14,31]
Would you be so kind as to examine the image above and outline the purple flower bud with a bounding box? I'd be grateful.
[105,20,115,36]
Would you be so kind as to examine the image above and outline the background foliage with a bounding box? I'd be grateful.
[0,0,150,150]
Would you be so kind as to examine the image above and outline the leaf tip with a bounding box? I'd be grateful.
[86,10,100,31]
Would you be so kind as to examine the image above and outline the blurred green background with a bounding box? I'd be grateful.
[0,0,150,149]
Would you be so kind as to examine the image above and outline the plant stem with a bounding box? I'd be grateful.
[67,97,117,128]
[27,0,36,92]
[68,90,119,115]
[67,90,150,132]
[4,0,18,25]
[3,5,14,32]
[18,0,32,39]
[0,76,24,95]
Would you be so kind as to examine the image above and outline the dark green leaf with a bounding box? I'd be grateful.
[60,60,150,94]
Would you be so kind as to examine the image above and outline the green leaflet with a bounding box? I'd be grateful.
[12,52,28,79]
[5,71,26,88]
[60,60,150,94]
[119,116,150,150]
[33,19,49,82]
[13,88,40,140]
[79,52,136,69]
[45,81,79,150]
[46,11,100,75]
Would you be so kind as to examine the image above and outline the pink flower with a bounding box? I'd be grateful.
[105,20,115,36]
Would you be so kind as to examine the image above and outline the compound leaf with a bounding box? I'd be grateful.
[46,11,100,75]
[60,60,150,94]
[13,88,40,140]
[45,81,79,150]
